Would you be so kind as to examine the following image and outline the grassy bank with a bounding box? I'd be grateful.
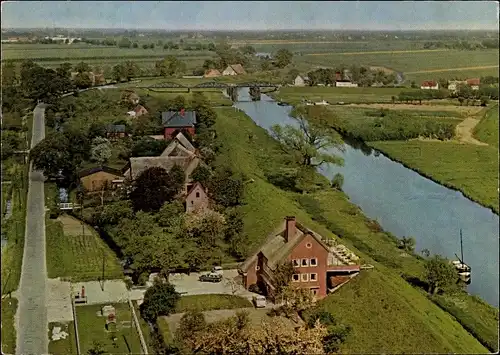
[473,104,499,147]
[368,140,499,214]
[1,298,18,354]
[175,294,252,313]
[212,107,491,352]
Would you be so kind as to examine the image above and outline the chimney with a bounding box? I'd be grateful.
[285,216,296,243]
[180,108,185,117]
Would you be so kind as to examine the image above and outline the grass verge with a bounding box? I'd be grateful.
[175,294,252,313]
[212,106,492,353]
[1,298,18,354]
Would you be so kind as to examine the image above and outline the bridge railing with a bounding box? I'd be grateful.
[58,203,82,210]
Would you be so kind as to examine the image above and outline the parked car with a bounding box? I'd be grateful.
[212,266,223,275]
[199,273,222,283]
[253,295,267,308]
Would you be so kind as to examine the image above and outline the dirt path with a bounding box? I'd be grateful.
[455,117,488,146]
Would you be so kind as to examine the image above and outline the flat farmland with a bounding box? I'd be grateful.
[269,86,421,104]
[295,49,499,78]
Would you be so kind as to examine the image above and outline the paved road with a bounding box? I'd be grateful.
[16,104,48,355]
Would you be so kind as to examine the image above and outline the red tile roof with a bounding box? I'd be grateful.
[421,81,437,87]
[466,78,480,86]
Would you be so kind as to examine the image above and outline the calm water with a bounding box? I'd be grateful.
[234,88,499,306]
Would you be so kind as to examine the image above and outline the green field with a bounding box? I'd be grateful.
[474,104,499,147]
[45,214,123,281]
[75,303,143,354]
[212,107,492,352]
[369,140,498,214]
[134,88,232,107]
[1,298,18,354]
[175,294,252,313]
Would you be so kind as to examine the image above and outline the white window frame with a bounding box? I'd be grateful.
[301,273,308,282]
[255,265,260,271]
[310,273,317,281]
[310,258,318,267]
[301,258,309,267]
[292,274,300,282]
[310,288,319,296]
[292,259,300,268]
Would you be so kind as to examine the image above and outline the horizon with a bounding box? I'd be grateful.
[1,1,499,31]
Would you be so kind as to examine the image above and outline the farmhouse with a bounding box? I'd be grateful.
[448,80,467,92]
[184,182,210,213]
[335,71,358,87]
[204,69,222,78]
[127,105,148,118]
[466,78,480,90]
[222,64,246,76]
[123,155,200,183]
[294,75,309,87]
[162,109,197,139]
[105,124,127,140]
[78,166,124,192]
[421,81,439,90]
[238,216,360,300]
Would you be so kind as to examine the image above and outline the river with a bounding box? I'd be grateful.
[233,88,499,307]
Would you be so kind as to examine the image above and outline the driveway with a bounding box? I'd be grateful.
[168,269,257,301]
[16,104,48,355]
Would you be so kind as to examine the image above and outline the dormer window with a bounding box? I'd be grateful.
[196,192,200,198]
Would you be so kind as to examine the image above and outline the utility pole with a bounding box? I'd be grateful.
[101,251,105,291]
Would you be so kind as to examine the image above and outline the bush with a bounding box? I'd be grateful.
[331,173,344,191]
[140,281,180,322]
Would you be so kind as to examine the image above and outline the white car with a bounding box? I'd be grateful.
[253,295,267,308]
[212,266,223,275]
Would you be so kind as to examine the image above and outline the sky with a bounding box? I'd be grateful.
[1,1,499,31]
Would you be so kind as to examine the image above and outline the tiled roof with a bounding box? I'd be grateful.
[78,166,123,178]
[422,80,437,87]
[466,78,480,86]
[229,64,246,74]
[162,111,197,128]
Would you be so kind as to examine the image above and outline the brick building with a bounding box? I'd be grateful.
[162,109,197,139]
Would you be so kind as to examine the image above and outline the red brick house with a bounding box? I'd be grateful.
[162,109,197,139]
[184,182,210,213]
[239,216,360,300]
[466,78,480,90]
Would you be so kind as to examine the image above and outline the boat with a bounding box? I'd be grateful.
[277,101,288,106]
[314,100,329,106]
[451,229,471,284]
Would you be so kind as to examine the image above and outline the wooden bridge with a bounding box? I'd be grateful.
[58,203,82,210]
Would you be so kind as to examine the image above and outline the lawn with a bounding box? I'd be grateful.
[45,214,123,281]
[270,86,422,104]
[48,322,76,355]
[135,88,232,107]
[1,298,18,354]
[75,303,143,354]
[474,104,499,147]
[175,294,252,313]
[368,140,499,214]
[212,106,494,352]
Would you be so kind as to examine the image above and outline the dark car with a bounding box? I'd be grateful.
[199,273,223,283]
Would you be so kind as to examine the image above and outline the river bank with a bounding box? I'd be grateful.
[213,105,492,353]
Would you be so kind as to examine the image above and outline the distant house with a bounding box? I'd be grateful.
[184,182,210,213]
[294,75,309,87]
[466,78,480,90]
[448,80,467,92]
[93,73,106,86]
[161,132,197,157]
[162,109,197,139]
[127,105,148,118]
[123,155,200,184]
[121,91,140,106]
[79,166,124,192]
[335,81,358,88]
[238,216,360,301]
[105,124,127,139]
[420,81,439,90]
[204,69,222,78]
[222,64,246,76]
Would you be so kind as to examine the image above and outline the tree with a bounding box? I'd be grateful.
[118,37,132,48]
[142,43,149,49]
[331,173,344,190]
[123,61,140,81]
[1,61,18,87]
[165,95,186,111]
[480,96,489,106]
[140,280,180,322]
[175,310,207,345]
[130,165,185,212]
[202,59,217,70]
[274,48,293,68]
[87,341,106,355]
[398,236,416,253]
[209,167,244,208]
[74,61,91,74]
[130,137,168,157]
[74,72,93,89]
[307,310,352,353]
[132,42,138,48]
[424,255,457,295]
[272,261,295,301]
[29,132,73,178]
[190,164,212,187]
[271,106,344,168]
[155,55,186,77]
[111,64,123,82]
[156,200,184,227]
[241,45,256,55]
[90,137,112,165]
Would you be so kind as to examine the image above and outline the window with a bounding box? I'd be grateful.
[301,273,308,282]
[310,288,319,296]
[301,259,309,267]
[255,265,260,271]
[310,273,317,281]
[306,242,312,249]
[196,192,200,198]
[191,201,194,205]
[292,274,300,282]
[293,259,300,268]
[310,258,318,267]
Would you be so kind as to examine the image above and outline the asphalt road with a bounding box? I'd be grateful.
[16,104,48,355]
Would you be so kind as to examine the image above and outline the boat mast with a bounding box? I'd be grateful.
[460,229,464,265]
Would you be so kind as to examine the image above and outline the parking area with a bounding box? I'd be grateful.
[168,269,256,300]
